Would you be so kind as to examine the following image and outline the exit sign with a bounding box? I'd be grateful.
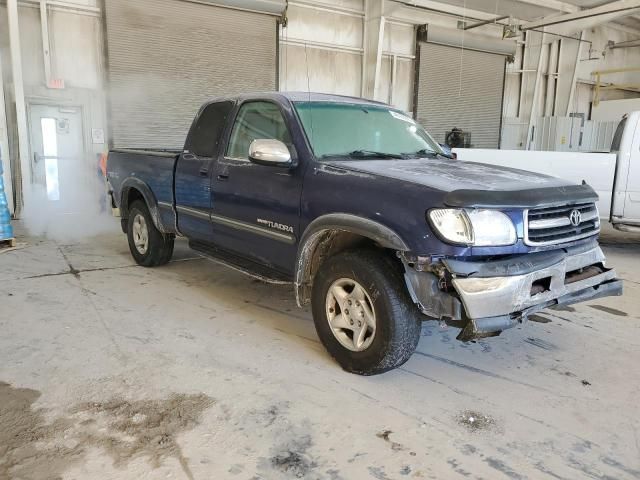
[47,78,65,89]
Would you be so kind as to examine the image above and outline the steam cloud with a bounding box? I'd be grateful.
[20,158,119,243]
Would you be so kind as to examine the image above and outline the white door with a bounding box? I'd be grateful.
[29,104,85,203]
[26,104,110,239]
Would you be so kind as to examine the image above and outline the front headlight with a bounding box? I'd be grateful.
[467,209,516,246]
[428,209,474,245]
[428,209,516,246]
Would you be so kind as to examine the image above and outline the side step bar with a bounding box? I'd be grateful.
[189,240,292,285]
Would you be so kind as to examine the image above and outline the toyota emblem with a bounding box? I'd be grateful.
[569,209,582,227]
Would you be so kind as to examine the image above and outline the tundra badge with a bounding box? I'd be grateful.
[257,218,294,233]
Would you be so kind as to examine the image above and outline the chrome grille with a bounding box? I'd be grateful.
[525,203,600,246]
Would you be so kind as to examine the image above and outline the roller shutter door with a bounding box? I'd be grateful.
[104,0,278,149]
[415,42,506,149]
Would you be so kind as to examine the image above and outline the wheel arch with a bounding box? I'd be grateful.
[120,178,166,232]
[294,214,410,307]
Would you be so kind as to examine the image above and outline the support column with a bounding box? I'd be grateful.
[0,51,14,214]
[7,0,30,217]
[390,54,398,106]
[566,31,585,116]
[526,31,546,150]
[361,0,385,100]
[544,40,559,117]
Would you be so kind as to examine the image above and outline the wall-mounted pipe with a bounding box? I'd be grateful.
[608,39,640,48]
[462,15,510,31]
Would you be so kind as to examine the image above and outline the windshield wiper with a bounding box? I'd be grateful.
[346,150,405,159]
[404,148,454,159]
[405,148,438,157]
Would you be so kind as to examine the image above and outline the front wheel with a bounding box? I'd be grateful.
[127,200,174,267]
[311,250,422,375]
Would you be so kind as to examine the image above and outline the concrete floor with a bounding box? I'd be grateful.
[1,223,639,480]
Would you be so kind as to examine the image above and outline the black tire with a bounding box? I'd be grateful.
[127,200,174,267]
[311,249,422,375]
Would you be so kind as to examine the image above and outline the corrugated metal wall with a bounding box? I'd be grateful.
[104,0,278,149]
[415,43,506,148]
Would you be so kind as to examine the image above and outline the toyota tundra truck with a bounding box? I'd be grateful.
[105,92,622,375]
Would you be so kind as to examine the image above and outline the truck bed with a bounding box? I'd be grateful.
[107,149,180,233]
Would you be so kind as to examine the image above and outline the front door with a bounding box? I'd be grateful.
[29,104,85,204]
[210,100,303,275]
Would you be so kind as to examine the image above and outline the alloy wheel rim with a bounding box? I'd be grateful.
[132,214,149,255]
[325,278,376,352]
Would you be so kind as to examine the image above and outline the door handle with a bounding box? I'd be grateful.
[217,174,229,181]
[199,167,209,177]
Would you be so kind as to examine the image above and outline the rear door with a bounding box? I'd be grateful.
[210,100,303,275]
[175,101,234,240]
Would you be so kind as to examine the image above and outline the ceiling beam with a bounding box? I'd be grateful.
[519,0,640,31]
[609,18,640,35]
[514,0,578,14]
[388,0,640,37]
[386,0,503,23]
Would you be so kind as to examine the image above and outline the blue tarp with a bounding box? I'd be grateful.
[0,161,13,241]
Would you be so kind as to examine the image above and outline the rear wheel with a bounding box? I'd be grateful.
[127,200,174,267]
[311,249,422,375]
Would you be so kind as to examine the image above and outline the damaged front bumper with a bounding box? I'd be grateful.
[403,242,622,341]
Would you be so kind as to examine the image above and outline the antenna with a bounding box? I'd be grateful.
[304,43,314,143]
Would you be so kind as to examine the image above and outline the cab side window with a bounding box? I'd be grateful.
[187,101,234,157]
[226,102,291,160]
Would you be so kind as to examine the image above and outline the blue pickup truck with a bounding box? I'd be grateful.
[106,92,622,375]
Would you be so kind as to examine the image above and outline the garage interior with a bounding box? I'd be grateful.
[1,0,640,479]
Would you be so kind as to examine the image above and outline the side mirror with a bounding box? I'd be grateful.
[249,139,292,167]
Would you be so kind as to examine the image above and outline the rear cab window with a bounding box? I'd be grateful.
[186,101,234,157]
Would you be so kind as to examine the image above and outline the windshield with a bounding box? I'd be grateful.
[294,101,444,159]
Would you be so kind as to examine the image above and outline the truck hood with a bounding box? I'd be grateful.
[325,158,598,208]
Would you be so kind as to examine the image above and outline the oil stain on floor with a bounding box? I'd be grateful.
[0,381,214,480]
[0,381,77,480]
